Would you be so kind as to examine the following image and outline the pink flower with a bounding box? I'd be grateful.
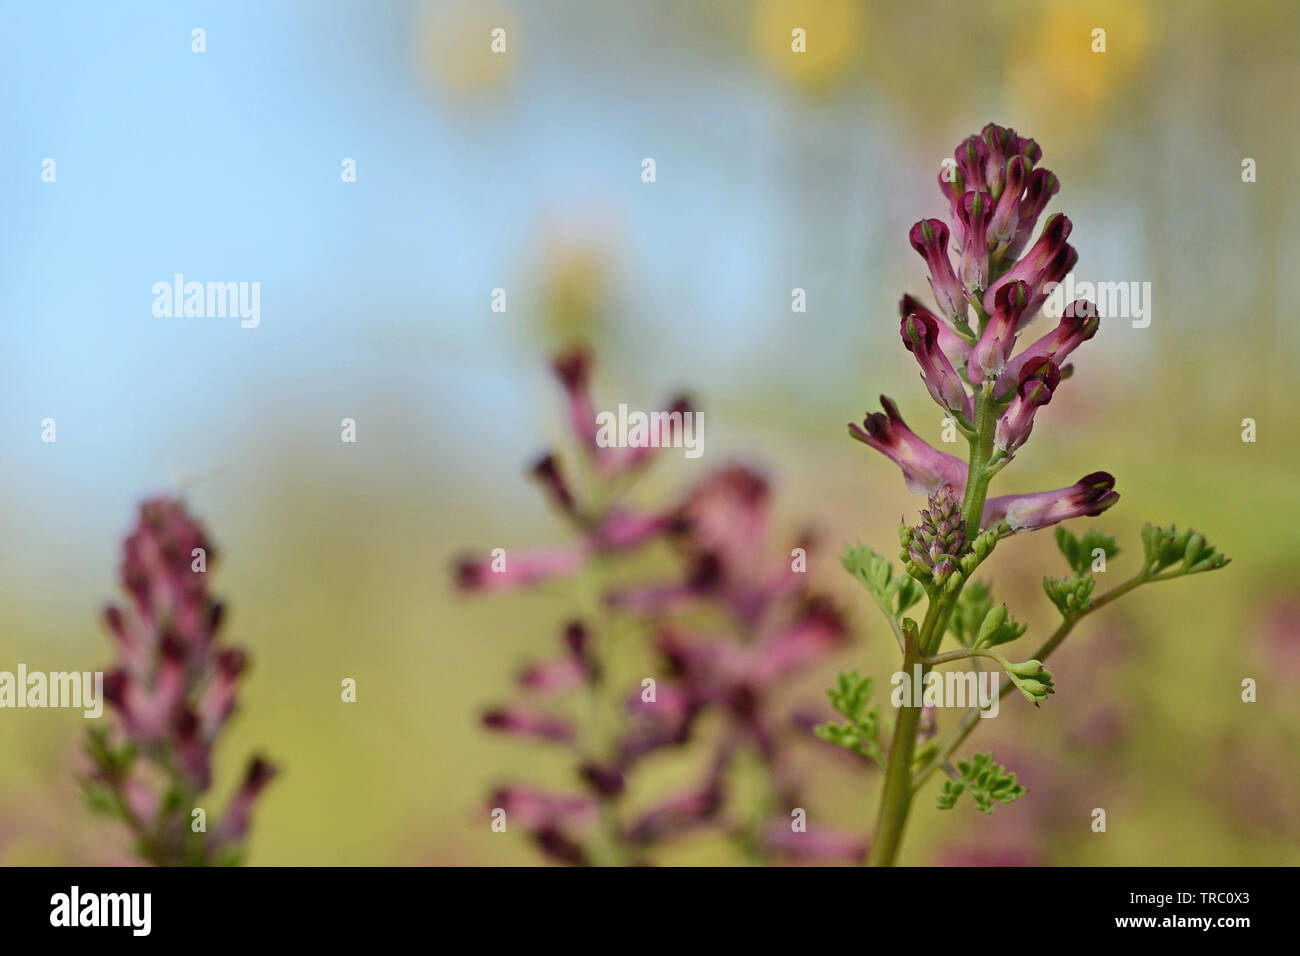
[983,471,1119,532]
[901,312,972,420]
[848,396,968,496]
[994,358,1060,456]
[900,295,971,368]
[909,219,969,326]
[967,281,1030,383]
[956,191,994,292]
[996,303,1099,397]
[87,498,275,865]
[759,819,868,864]
[454,545,588,593]
[983,213,1074,317]
[482,706,577,744]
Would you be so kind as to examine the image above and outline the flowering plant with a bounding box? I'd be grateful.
[81,499,276,866]
[827,124,1230,866]
[457,349,866,865]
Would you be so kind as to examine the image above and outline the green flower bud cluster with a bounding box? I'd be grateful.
[1141,523,1230,576]
[1002,658,1055,706]
[1043,573,1096,617]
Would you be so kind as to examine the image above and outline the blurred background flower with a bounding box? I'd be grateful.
[2,0,1297,864]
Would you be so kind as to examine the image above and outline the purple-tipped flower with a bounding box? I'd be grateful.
[900,311,972,420]
[518,621,594,693]
[953,134,988,194]
[454,545,587,593]
[989,155,1028,247]
[900,294,970,369]
[909,219,968,326]
[482,706,576,744]
[552,348,599,459]
[1009,167,1060,259]
[983,213,1073,318]
[955,191,994,292]
[994,358,1060,456]
[529,453,576,516]
[983,472,1120,532]
[997,303,1099,397]
[85,498,275,866]
[622,766,726,845]
[967,281,1030,383]
[210,756,278,854]
[849,396,967,496]
[489,785,597,866]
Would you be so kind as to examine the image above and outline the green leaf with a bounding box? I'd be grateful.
[936,752,1026,813]
[1055,527,1120,575]
[948,580,994,647]
[937,780,965,810]
[973,602,1027,649]
[1141,523,1230,577]
[81,780,121,818]
[827,670,874,724]
[843,544,924,617]
[816,670,882,763]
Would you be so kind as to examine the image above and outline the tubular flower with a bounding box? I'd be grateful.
[989,155,1028,247]
[983,213,1074,318]
[900,294,970,369]
[453,349,684,595]
[901,312,972,420]
[967,280,1030,383]
[862,124,1115,533]
[848,397,967,496]
[956,190,994,293]
[994,358,1061,457]
[983,472,1120,532]
[909,219,969,328]
[997,303,1099,397]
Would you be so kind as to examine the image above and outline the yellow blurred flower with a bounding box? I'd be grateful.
[413,0,516,98]
[1006,0,1153,136]
[752,0,863,90]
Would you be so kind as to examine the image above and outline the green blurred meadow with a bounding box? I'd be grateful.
[2,0,1298,865]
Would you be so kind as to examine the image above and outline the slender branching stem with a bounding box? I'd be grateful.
[868,384,997,866]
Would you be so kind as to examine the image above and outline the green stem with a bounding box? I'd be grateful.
[867,691,922,866]
[960,384,997,535]
[868,385,999,866]
[579,549,627,867]
[922,647,1002,666]
[911,568,1151,789]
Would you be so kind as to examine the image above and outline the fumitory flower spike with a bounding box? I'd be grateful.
[460,347,864,865]
[82,498,276,866]
[834,124,1229,867]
